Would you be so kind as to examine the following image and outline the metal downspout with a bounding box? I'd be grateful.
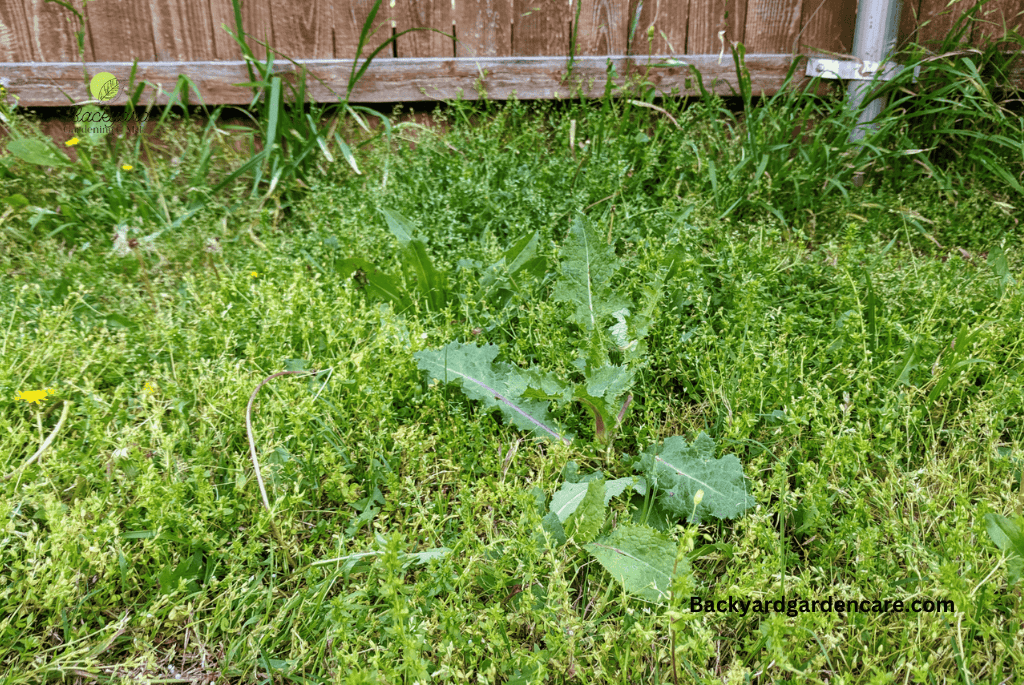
[847,0,905,142]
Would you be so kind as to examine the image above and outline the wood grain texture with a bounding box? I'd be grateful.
[686,0,741,54]
[626,0,688,55]
[0,0,33,61]
[744,0,801,53]
[240,0,275,59]
[335,0,393,59]
[573,0,626,55]
[897,0,923,48]
[84,0,157,61]
[270,0,336,58]
[150,0,218,61]
[513,0,570,56]
[454,0,512,56]
[4,55,831,106]
[973,0,1024,46]
[799,0,857,54]
[24,0,95,62]
[916,0,977,47]
[393,0,453,57]
[206,0,275,60]
[208,0,244,60]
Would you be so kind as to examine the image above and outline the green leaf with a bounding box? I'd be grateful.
[78,105,110,146]
[553,215,629,332]
[984,513,1024,585]
[565,478,606,544]
[379,206,415,246]
[6,139,73,167]
[335,257,411,310]
[638,432,755,524]
[541,511,567,547]
[378,207,447,310]
[2,194,29,209]
[401,239,447,311]
[549,476,636,522]
[585,523,685,603]
[415,342,570,444]
[573,363,634,441]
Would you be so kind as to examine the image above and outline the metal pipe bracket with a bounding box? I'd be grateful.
[806,57,919,83]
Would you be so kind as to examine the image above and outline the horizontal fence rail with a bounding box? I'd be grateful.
[3,55,820,107]
[0,0,1021,105]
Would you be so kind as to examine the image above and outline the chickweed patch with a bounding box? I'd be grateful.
[1,17,1023,685]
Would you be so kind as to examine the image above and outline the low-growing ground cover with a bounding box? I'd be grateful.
[1,34,1023,684]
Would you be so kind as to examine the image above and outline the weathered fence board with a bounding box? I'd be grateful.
[1,0,1019,106]
[627,0,689,55]
[454,0,512,56]
[917,0,980,46]
[744,0,802,52]
[393,0,453,58]
[85,0,158,61]
[799,0,858,54]
[152,0,221,61]
[335,0,394,59]
[269,0,336,59]
[574,0,628,55]
[974,0,1024,47]
[686,0,732,54]
[513,0,570,56]
[3,55,810,106]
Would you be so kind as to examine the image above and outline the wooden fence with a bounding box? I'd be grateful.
[1,0,1021,106]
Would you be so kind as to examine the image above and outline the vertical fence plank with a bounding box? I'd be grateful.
[393,0,453,57]
[687,0,744,54]
[151,0,218,61]
[85,0,157,61]
[799,0,856,53]
[335,0,394,59]
[513,0,569,55]
[1,0,34,61]
[626,0,688,55]
[574,0,626,55]
[916,0,976,46]
[209,0,241,59]
[455,0,512,56]
[271,0,336,58]
[20,0,93,62]
[241,0,275,59]
[689,0,749,53]
[974,0,1023,47]
[897,0,923,47]
[744,0,801,52]
[207,0,275,59]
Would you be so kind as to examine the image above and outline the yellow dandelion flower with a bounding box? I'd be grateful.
[250,271,259,278]
[121,164,133,171]
[16,387,56,405]
[143,381,157,394]
[65,137,80,147]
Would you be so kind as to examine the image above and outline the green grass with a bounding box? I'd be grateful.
[1,27,1023,684]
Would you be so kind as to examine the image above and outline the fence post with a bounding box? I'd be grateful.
[846,0,904,142]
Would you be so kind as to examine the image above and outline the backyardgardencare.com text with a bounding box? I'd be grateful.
[691,596,955,617]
